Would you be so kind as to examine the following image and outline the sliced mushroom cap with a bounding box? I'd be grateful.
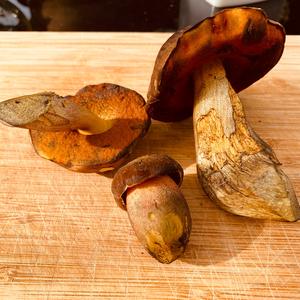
[147,7,285,121]
[30,83,150,172]
[111,154,183,210]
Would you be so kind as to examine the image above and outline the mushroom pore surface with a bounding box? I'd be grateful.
[30,83,150,172]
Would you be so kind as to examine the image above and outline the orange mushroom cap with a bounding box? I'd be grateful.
[147,7,285,122]
[30,83,150,172]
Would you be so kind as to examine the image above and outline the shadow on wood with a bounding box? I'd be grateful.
[130,118,196,169]
[180,173,265,266]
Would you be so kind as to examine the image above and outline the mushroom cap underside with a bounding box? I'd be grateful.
[147,7,285,122]
[30,83,150,173]
[111,154,184,210]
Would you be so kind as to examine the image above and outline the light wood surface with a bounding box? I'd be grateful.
[0,32,300,299]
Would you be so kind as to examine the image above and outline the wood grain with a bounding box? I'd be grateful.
[0,32,300,299]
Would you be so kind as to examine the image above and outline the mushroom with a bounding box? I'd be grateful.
[111,154,191,263]
[146,7,300,221]
[0,83,150,172]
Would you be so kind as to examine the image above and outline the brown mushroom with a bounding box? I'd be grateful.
[146,7,300,221]
[0,83,150,172]
[111,154,192,264]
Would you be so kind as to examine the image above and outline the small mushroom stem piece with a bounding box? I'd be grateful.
[193,60,300,221]
[0,92,115,135]
[126,175,191,264]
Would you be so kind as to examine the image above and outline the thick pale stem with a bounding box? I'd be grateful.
[0,92,115,135]
[193,60,300,221]
[126,175,191,263]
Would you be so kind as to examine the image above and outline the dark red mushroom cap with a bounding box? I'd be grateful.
[111,154,184,210]
[147,7,285,122]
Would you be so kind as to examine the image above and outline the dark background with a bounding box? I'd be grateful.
[0,0,299,33]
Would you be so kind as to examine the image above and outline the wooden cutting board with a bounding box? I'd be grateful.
[0,32,299,299]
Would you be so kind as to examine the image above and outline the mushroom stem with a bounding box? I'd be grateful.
[193,60,300,221]
[0,92,115,135]
[126,175,191,264]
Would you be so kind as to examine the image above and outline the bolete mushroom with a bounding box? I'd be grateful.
[146,7,300,221]
[111,154,191,263]
[0,83,150,172]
